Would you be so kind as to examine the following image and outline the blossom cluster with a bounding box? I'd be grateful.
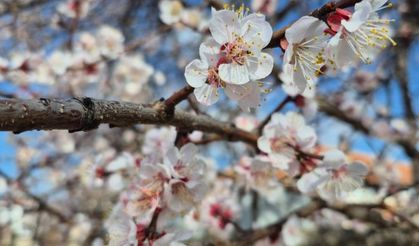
[258,112,369,200]
[280,0,396,98]
[185,0,395,109]
[185,6,274,111]
[105,128,210,245]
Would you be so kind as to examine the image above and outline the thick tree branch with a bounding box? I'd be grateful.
[0,98,258,145]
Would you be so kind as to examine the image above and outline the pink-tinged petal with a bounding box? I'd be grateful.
[285,16,320,44]
[209,9,240,44]
[342,1,371,32]
[193,83,219,105]
[297,171,323,193]
[199,38,221,67]
[218,63,250,85]
[184,59,208,88]
[248,52,273,80]
[237,82,261,111]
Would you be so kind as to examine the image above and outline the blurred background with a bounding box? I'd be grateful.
[0,0,418,245]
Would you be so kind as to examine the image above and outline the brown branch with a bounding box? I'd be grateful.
[0,97,258,145]
[164,85,194,112]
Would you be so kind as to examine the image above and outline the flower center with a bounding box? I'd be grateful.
[220,37,250,65]
[329,165,348,180]
[207,68,225,88]
[270,137,288,152]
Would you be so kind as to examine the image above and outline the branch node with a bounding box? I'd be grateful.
[69,97,100,132]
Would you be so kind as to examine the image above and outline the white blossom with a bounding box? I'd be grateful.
[258,112,317,176]
[159,0,184,25]
[297,150,369,200]
[282,215,317,246]
[163,143,208,213]
[326,0,396,68]
[96,25,125,59]
[208,7,273,85]
[185,38,262,110]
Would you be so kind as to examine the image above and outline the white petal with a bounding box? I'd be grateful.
[218,63,250,84]
[193,83,219,105]
[248,52,274,80]
[199,38,220,67]
[209,9,240,44]
[184,59,208,88]
[296,126,317,149]
[257,136,272,153]
[342,1,371,32]
[285,16,320,44]
[240,13,273,48]
[297,171,323,193]
[180,143,198,162]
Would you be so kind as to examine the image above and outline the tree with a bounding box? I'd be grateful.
[0,0,418,245]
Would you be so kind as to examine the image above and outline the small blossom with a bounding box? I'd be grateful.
[282,215,317,246]
[113,54,154,96]
[48,50,73,75]
[257,112,317,176]
[163,143,208,213]
[297,150,369,200]
[96,25,125,59]
[159,0,184,25]
[142,127,177,160]
[326,0,396,68]
[234,114,258,131]
[185,38,263,110]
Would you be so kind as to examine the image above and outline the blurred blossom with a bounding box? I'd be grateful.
[258,112,317,176]
[282,215,317,246]
[153,70,167,86]
[297,149,368,201]
[48,50,74,76]
[96,25,125,59]
[113,54,154,97]
[251,0,278,16]
[57,0,91,19]
[159,0,184,25]
[234,114,258,131]
[351,70,379,93]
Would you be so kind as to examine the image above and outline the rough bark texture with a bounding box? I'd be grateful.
[0,98,258,145]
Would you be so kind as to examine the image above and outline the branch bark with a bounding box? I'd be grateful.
[0,97,258,145]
